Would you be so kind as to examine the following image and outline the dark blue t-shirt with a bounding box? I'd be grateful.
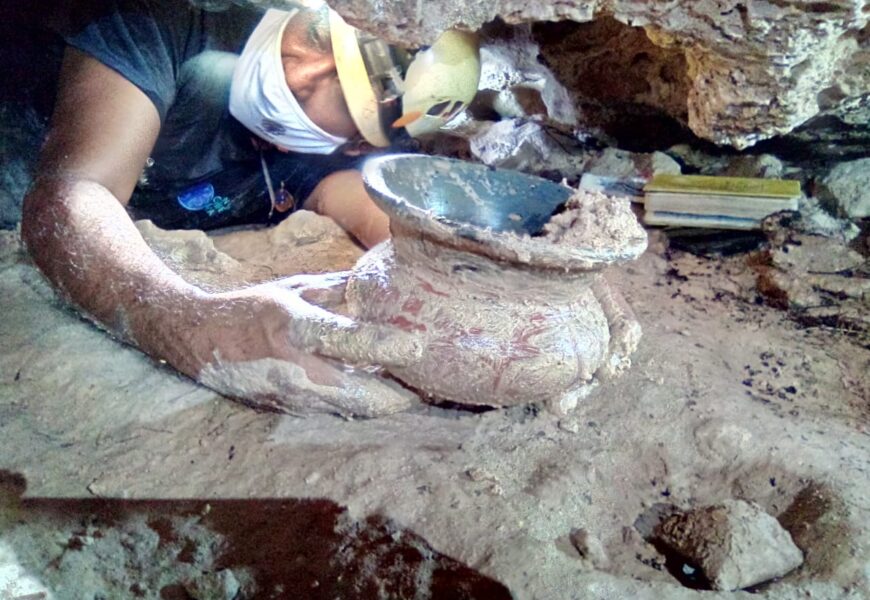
[54,0,261,122]
[51,0,264,185]
[48,0,365,230]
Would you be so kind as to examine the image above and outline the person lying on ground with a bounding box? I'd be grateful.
[21,0,480,416]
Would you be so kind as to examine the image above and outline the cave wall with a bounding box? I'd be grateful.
[531,18,692,150]
[323,0,869,149]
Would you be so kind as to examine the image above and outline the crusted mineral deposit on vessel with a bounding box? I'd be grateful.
[347,155,647,414]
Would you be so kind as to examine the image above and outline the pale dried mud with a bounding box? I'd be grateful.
[0,222,868,599]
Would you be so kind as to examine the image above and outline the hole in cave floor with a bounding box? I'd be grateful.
[627,474,854,594]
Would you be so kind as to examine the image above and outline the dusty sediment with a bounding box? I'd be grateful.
[137,211,364,291]
[541,187,647,252]
[1,224,868,598]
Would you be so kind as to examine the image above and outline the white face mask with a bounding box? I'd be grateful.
[229,9,348,155]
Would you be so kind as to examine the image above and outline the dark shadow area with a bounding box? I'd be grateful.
[532,18,694,152]
[663,227,768,258]
[754,113,870,164]
[642,537,714,591]
[0,2,63,114]
[0,1,64,229]
[632,502,713,591]
[0,470,512,599]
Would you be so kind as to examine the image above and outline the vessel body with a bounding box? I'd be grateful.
[349,154,647,411]
[347,231,610,407]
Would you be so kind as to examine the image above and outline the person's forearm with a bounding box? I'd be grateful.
[21,175,206,370]
[306,170,390,248]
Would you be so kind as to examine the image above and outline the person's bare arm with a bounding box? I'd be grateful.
[22,48,187,352]
[305,169,390,248]
[22,48,418,416]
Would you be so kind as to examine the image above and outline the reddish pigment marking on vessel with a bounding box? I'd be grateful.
[529,313,547,323]
[388,315,428,333]
[491,323,547,391]
[374,286,402,305]
[467,327,483,335]
[417,278,450,298]
[402,297,424,316]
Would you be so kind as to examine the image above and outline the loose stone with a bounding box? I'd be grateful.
[652,499,804,591]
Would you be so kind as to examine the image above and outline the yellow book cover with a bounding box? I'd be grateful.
[644,174,801,199]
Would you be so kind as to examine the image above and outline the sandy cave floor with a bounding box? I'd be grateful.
[0,213,868,599]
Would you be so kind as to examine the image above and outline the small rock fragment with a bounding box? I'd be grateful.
[468,119,587,176]
[558,419,580,433]
[466,467,496,483]
[184,568,240,600]
[723,154,784,179]
[585,147,681,180]
[666,144,730,175]
[795,196,860,242]
[652,499,803,591]
[770,235,865,274]
[478,31,577,126]
[816,158,870,219]
[569,528,610,569]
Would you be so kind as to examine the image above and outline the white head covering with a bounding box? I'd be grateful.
[230,9,348,155]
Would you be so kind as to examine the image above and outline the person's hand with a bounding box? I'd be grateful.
[158,273,422,417]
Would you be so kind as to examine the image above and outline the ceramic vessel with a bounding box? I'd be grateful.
[346,155,647,413]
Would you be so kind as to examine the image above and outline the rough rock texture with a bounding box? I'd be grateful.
[136,212,364,292]
[326,0,869,148]
[653,500,804,591]
[477,24,578,126]
[794,195,862,242]
[816,158,870,219]
[752,232,870,338]
[584,147,681,180]
[756,109,870,163]
[533,18,692,150]
[569,528,610,569]
[467,127,682,186]
[468,119,590,174]
[723,154,785,179]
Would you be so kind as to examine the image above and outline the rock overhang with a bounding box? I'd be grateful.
[259,0,869,149]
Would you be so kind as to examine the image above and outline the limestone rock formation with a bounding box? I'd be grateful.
[325,0,869,149]
[477,24,578,126]
[816,158,870,219]
[136,211,363,292]
[468,119,588,174]
[753,232,870,336]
